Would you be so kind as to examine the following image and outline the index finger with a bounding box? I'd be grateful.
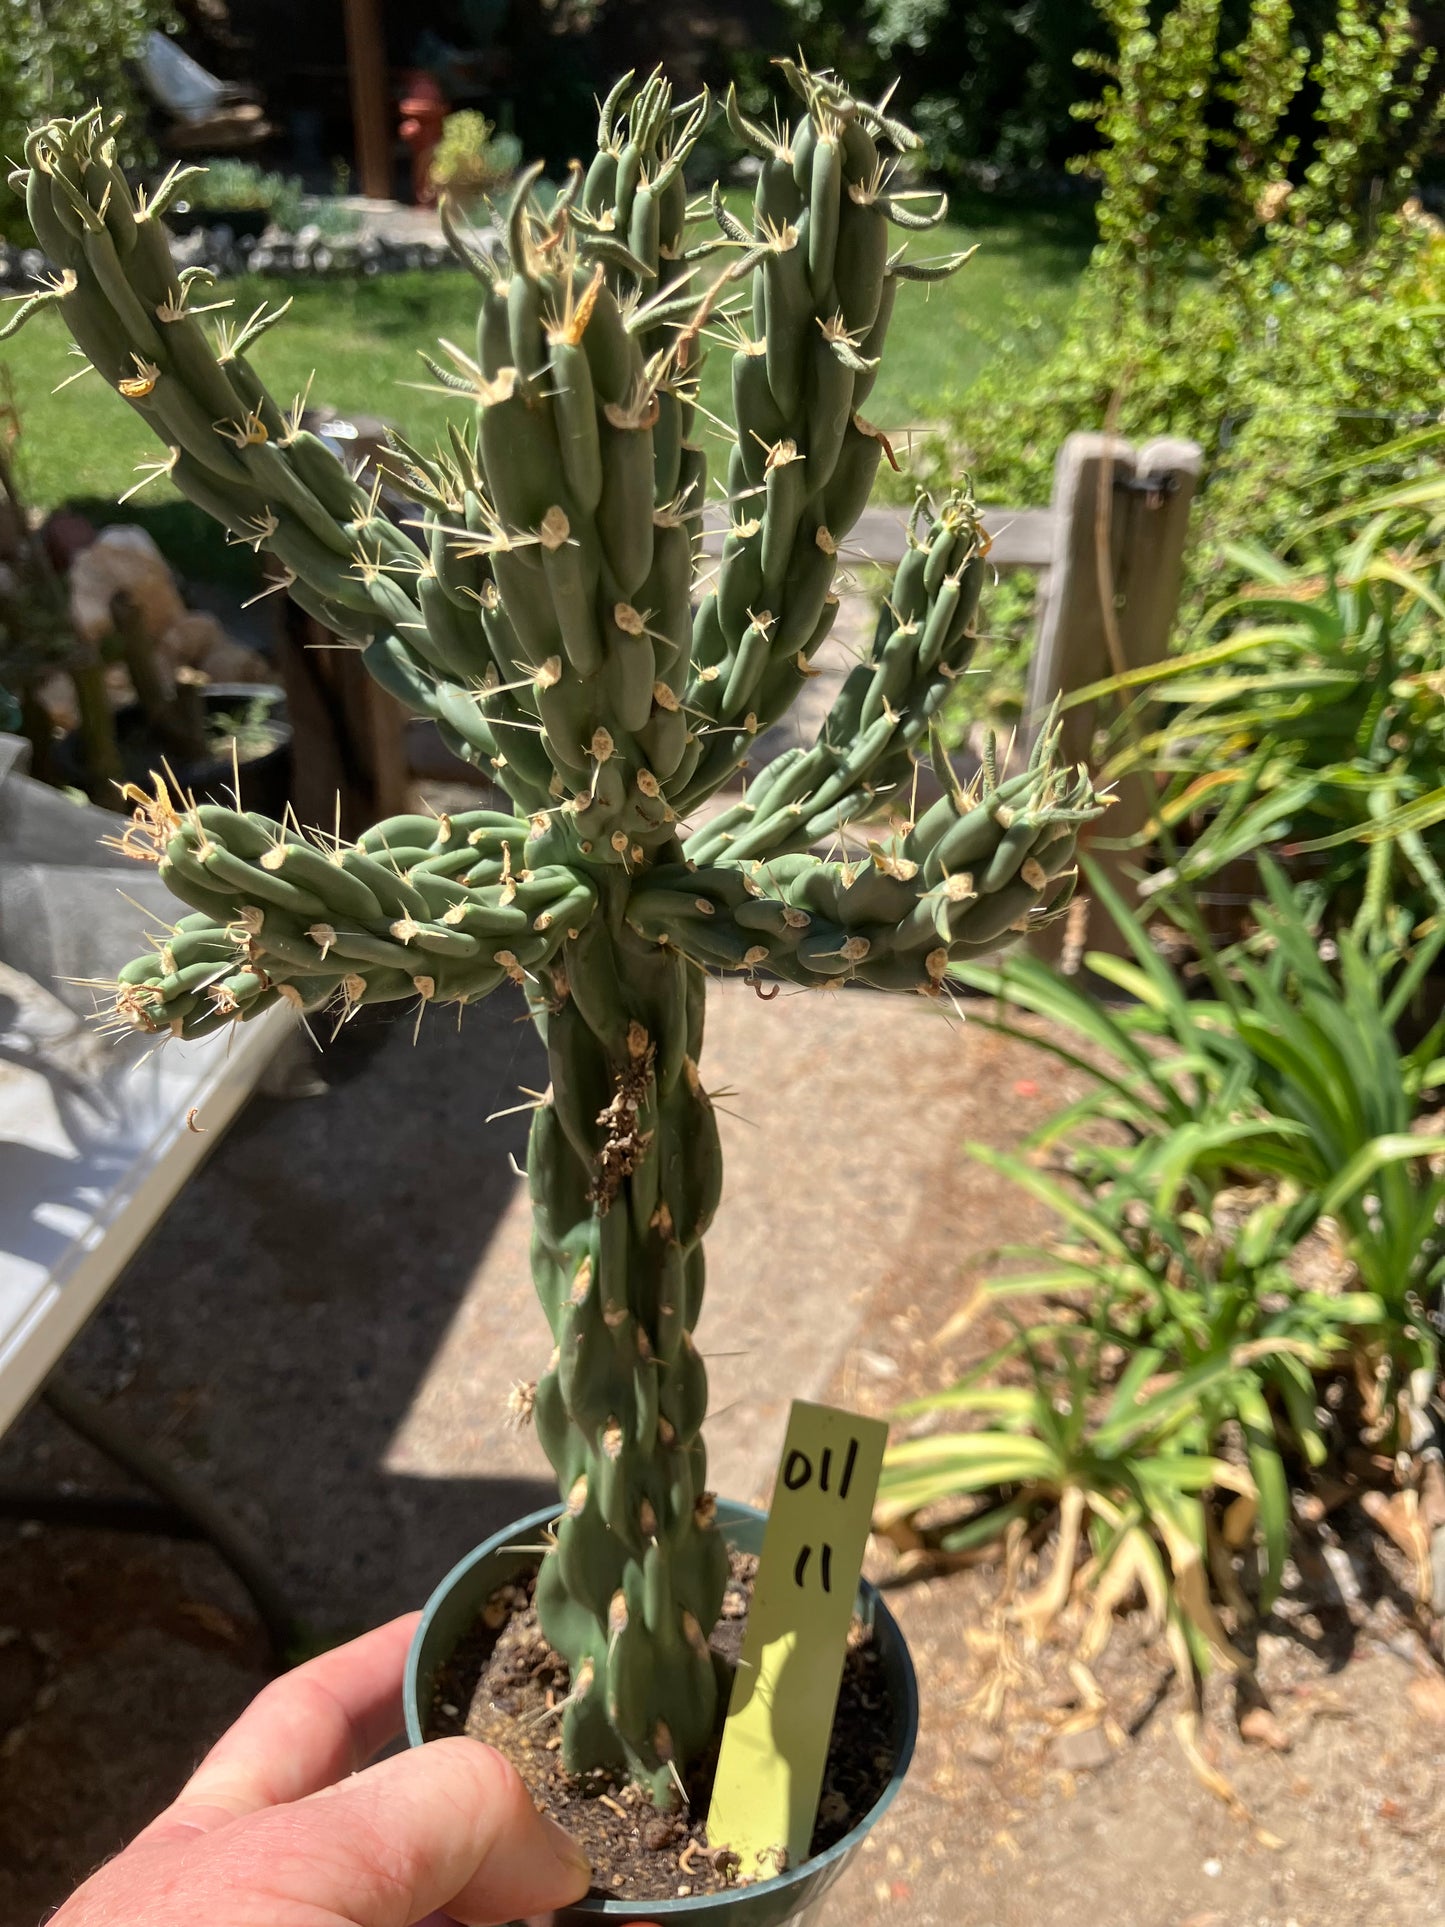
[141,1611,422,1838]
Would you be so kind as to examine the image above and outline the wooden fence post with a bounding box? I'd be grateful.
[343,0,392,201]
[273,592,410,839]
[1024,431,1202,958]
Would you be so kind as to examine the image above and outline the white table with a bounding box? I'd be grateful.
[0,731,293,1436]
[0,734,296,1649]
[0,1001,288,1438]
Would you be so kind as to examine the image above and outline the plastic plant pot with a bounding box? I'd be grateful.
[405,1500,919,1927]
[165,205,270,241]
[54,682,292,818]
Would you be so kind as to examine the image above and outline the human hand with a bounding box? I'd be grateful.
[51,1612,595,1927]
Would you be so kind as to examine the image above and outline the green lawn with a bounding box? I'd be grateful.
[2,192,1092,527]
[4,271,491,515]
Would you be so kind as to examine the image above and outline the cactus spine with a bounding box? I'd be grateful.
[10,63,1100,1804]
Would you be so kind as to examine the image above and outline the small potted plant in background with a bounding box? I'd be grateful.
[7,66,1098,1915]
[161,156,304,239]
[427,109,522,212]
[45,612,293,819]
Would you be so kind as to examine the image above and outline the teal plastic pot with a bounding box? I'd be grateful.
[404,1500,919,1927]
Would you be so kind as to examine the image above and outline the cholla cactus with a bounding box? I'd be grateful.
[7,64,1100,1802]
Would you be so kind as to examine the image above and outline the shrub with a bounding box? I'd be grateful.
[0,0,177,240]
[933,0,1445,684]
[737,0,1445,196]
[953,242,1445,610]
[176,157,304,232]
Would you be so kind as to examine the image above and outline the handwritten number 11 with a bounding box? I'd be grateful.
[793,1543,833,1591]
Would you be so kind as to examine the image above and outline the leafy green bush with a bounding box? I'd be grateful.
[935,0,1445,652]
[739,0,1445,193]
[178,157,304,232]
[1071,0,1440,298]
[953,247,1445,614]
[0,1,177,240]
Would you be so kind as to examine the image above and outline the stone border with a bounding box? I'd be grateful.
[0,222,479,293]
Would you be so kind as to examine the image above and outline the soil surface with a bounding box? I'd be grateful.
[425,1551,894,1902]
[1,969,1443,1926]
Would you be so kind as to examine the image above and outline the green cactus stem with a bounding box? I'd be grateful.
[14,65,1104,1807]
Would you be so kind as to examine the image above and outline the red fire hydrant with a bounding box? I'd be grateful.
[399,69,448,206]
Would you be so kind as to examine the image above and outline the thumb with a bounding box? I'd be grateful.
[208,1735,592,1927]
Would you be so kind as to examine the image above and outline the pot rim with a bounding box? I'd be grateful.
[404,1498,919,1917]
[60,679,289,732]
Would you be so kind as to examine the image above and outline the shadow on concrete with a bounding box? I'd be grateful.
[0,983,556,1628]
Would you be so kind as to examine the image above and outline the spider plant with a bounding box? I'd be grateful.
[956,861,1445,1387]
[877,1334,1258,1671]
[1080,514,1445,948]
[934,1161,1391,1607]
[882,865,1445,1663]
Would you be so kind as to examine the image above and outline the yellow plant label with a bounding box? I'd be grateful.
[706,1399,889,1878]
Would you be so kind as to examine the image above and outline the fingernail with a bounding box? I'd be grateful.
[541,1813,592,1879]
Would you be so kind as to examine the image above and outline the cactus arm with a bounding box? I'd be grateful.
[459,88,729,861]
[105,793,587,1038]
[8,117,563,812]
[675,64,975,814]
[685,489,990,869]
[631,724,1099,994]
[15,122,397,576]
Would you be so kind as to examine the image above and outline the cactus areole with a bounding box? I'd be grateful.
[9,65,1100,1806]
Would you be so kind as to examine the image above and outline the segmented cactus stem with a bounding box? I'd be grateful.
[22,65,1105,1805]
[527,895,728,1800]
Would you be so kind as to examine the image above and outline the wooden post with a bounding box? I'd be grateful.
[272,589,410,838]
[343,0,391,200]
[1024,431,1202,958]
